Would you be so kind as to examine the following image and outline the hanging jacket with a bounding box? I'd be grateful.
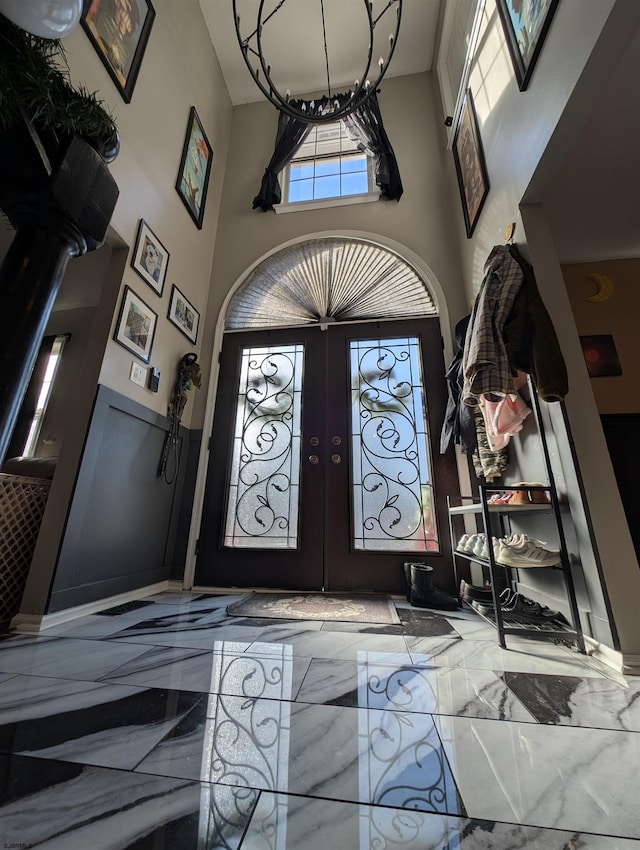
[461,245,524,406]
[503,245,568,402]
[440,314,476,454]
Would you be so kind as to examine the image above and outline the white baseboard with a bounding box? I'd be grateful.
[11,581,173,633]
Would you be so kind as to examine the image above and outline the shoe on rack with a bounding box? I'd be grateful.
[509,484,531,505]
[495,539,561,568]
[460,580,493,604]
[473,536,500,561]
[503,533,559,554]
[456,534,472,553]
[462,533,484,554]
[523,483,551,504]
[500,592,568,624]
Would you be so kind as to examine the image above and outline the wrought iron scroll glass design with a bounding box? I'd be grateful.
[350,337,438,551]
[224,344,304,548]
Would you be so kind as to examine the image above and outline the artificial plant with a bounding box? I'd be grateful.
[0,14,118,159]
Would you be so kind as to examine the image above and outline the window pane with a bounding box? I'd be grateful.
[224,344,304,549]
[314,175,341,199]
[289,162,314,180]
[341,172,369,196]
[288,179,314,202]
[315,157,340,178]
[341,154,367,173]
[350,337,438,552]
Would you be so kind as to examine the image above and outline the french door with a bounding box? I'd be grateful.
[195,319,458,594]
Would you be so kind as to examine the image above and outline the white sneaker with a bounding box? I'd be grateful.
[504,533,559,553]
[464,533,484,554]
[496,540,560,568]
[457,534,471,552]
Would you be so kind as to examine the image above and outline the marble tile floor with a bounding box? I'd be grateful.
[0,592,639,848]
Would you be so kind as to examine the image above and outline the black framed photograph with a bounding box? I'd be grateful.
[131,219,169,295]
[176,107,213,230]
[81,0,156,104]
[496,0,560,91]
[113,285,157,362]
[580,335,623,378]
[168,285,200,344]
[453,89,490,238]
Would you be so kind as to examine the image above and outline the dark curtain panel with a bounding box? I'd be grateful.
[252,90,402,210]
[342,91,403,200]
[6,334,56,459]
[252,109,312,211]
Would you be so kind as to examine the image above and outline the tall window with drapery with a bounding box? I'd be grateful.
[252,91,402,211]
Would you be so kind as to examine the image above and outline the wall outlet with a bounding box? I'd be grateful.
[130,361,147,387]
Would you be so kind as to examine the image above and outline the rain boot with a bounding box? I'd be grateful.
[409,563,459,611]
[403,562,411,602]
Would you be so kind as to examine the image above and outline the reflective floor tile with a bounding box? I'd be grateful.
[241,792,640,850]
[100,645,217,692]
[407,636,605,677]
[434,715,640,837]
[0,635,152,680]
[247,628,413,663]
[207,695,463,813]
[503,671,640,730]
[0,675,204,770]
[0,752,257,850]
[295,658,535,720]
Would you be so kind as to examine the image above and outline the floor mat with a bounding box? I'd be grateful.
[226,592,400,625]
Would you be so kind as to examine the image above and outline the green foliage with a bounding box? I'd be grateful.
[0,16,117,145]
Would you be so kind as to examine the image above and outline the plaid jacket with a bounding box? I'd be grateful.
[462,245,523,405]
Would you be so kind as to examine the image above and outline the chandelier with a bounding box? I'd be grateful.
[233,0,403,123]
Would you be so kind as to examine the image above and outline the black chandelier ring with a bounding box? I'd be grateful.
[233,0,403,123]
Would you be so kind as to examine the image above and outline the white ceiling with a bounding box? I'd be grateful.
[199,0,442,105]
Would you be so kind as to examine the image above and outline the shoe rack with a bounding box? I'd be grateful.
[447,384,587,654]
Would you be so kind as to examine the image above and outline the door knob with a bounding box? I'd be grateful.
[309,454,320,465]
[310,436,320,446]
[331,453,341,464]
[331,436,342,446]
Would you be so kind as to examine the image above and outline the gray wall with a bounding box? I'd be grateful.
[48,385,189,612]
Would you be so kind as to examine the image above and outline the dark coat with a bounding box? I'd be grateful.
[440,314,477,454]
[503,245,568,402]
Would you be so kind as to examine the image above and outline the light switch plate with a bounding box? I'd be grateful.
[130,361,147,387]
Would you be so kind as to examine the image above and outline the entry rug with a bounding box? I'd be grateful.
[227,592,400,625]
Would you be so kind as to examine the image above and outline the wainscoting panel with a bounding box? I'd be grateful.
[48,386,187,612]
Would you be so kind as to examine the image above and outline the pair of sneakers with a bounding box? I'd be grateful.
[472,588,568,625]
[495,534,560,568]
[457,533,501,561]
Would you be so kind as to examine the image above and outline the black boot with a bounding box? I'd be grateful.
[409,563,458,611]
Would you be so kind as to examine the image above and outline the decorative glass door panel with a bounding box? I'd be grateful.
[224,344,304,549]
[350,337,438,552]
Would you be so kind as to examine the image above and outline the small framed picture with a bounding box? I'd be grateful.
[131,219,169,295]
[496,0,560,91]
[453,89,490,238]
[113,285,157,362]
[580,335,623,378]
[81,0,156,104]
[168,284,200,344]
[176,107,213,230]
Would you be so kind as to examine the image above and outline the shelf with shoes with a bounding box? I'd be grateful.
[447,484,586,652]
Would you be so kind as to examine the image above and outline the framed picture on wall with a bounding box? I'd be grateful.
[176,106,213,230]
[131,219,169,295]
[113,286,157,362]
[496,0,560,91]
[580,335,623,378]
[168,284,200,344]
[81,0,156,103]
[452,89,489,238]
